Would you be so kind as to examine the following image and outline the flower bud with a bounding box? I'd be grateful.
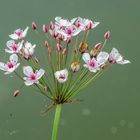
[62,48,67,55]
[66,38,71,44]
[71,61,80,72]
[86,21,93,29]
[13,90,19,97]
[48,47,51,56]
[90,42,102,57]
[79,42,88,53]
[104,31,110,40]
[50,21,55,30]
[44,41,49,48]
[32,22,37,30]
[56,43,62,52]
[42,24,48,33]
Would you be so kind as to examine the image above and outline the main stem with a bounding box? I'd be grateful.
[51,104,62,140]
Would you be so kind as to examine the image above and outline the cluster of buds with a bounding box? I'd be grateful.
[0,17,130,105]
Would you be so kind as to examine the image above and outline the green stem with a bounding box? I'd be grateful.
[51,104,62,140]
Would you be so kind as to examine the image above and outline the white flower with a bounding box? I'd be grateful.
[54,69,68,83]
[21,41,36,59]
[0,54,20,74]
[82,52,109,73]
[9,27,29,40]
[23,66,45,86]
[55,25,81,38]
[55,17,77,27]
[109,48,131,64]
[75,17,99,31]
[5,40,23,54]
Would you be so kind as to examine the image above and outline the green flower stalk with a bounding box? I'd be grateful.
[0,17,130,140]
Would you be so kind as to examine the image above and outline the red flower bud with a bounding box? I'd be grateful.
[56,43,62,52]
[104,31,110,40]
[66,38,71,44]
[32,22,37,30]
[50,21,55,30]
[13,90,19,97]
[42,24,48,33]
[94,42,102,50]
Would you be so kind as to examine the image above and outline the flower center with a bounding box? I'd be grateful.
[66,29,72,35]
[59,74,65,80]
[11,44,18,51]
[30,74,36,80]
[7,63,14,69]
[89,60,96,67]
[16,31,22,37]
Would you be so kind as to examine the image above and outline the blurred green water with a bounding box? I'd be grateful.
[0,0,139,140]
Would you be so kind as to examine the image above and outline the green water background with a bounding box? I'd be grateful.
[0,0,139,140]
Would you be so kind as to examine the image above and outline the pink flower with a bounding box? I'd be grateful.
[23,66,45,86]
[0,54,20,74]
[109,48,130,64]
[5,40,23,54]
[75,17,99,31]
[55,17,77,27]
[9,27,29,40]
[82,52,109,73]
[55,25,81,38]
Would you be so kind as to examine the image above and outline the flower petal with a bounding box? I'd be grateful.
[0,62,7,71]
[24,80,34,86]
[22,26,29,37]
[9,54,18,64]
[117,60,131,64]
[9,34,18,40]
[97,51,109,65]
[36,69,45,80]
[82,53,90,63]
[23,66,33,76]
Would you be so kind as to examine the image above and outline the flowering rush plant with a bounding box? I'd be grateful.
[0,17,130,140]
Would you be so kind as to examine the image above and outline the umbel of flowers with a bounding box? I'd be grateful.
[0,17,130,140]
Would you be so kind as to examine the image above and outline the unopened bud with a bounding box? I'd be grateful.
[50,21,55,30]
[90,42,102,57]
[62,48,67,55]
[32,22,37,30]
[66,38,71,44]
[42,24,48,33]
[71,61,80,72]
[104,31,110,40]
[95,42,102,49]
[56,43,62,52]
[45,41,49,48]
[79,42,88,53]
[13,90,19,97]
[48,47,51,56]
[75,20,81,27]
[87,21,93,29]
